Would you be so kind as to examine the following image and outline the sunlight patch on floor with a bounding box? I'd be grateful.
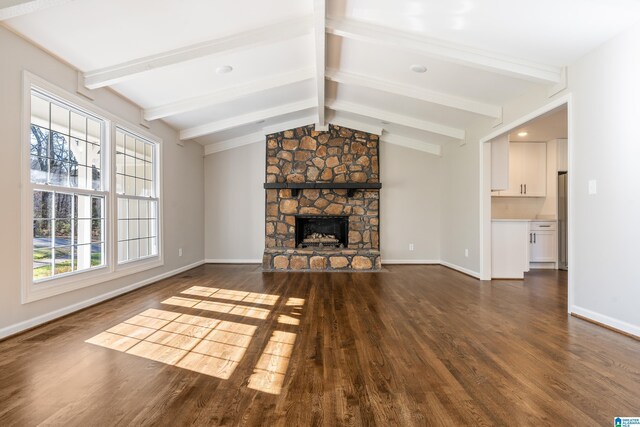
[162,296,272,320]
[180,286,280,306]
[86,289,305,394]
[248,330,297,395]
[86,308,258,379]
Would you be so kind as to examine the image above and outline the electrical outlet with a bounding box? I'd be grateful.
[464,249,469,257]
[178,248,183,257]
[409,243,414,251]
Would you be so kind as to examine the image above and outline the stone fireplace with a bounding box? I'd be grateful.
[262,124,381,271]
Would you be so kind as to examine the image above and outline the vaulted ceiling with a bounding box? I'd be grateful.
[4,0,640,155]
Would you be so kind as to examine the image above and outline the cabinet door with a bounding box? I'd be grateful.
[530,231,556,262]
[499,143,524,196]
[520,143,546,197]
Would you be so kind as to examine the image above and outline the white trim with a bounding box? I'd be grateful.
[571,305,640,338]
[83,16,314,89]
[380,133,441,156]
[1,260,205,340]
[144,68,315,121]
[439,260,481,279]
[479,95,571,144]
[327,99,465,140]
[313,0,326,127]
[381,259,440,265]
[180,99,316,140]
[548,67,568,97]
[326,68,502,119]
[326,17,562,84]
[205,259,262,264]
[0,0,71,20]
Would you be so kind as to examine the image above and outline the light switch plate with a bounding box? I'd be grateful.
[588,179,597,195]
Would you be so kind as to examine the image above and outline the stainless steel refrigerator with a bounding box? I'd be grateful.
[558,172,568,270]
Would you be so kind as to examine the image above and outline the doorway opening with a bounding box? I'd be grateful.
[479,95,572,310]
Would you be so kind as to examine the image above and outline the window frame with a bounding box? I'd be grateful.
[21,71,164,304]
[114,126,161,266]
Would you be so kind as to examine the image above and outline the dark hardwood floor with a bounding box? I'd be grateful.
[0,265,638,426]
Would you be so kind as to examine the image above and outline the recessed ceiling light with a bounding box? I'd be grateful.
[216,65,233,74]
[518,131,528,137]
[410,64,427,73]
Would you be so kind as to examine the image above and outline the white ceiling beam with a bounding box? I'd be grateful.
[180,98,316,140]
[0,0,70,20]
[327,99,465,140]
[262,115,317,136]
[326,18,563,84]
[380,133,441,157]
[313,0,326,129]
[144,68,314,121]
[326,68,502,119]
[84,15,313,89]
[329,116,383,136]
[203,132,264,156]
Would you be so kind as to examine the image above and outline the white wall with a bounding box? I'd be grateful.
[204,142,265,262]
[380,142,440,262]
[203,140,442,263]
[440,136,482,274]
[0,27,205,337]
[567,21,640,334]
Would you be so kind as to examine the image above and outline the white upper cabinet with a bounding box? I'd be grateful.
[494,142,547,197]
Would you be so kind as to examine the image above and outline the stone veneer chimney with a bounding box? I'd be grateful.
[262,124,381,271]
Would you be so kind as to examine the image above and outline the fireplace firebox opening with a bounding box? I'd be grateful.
[295,215,349,249]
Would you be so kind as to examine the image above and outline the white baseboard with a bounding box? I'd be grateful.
[570,305,640,338]
[382,259,440,265]
[0,260,205,340]
[205,259,261,264]
[439,260,481,279]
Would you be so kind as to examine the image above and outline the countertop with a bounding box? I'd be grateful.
[492,218,557,222]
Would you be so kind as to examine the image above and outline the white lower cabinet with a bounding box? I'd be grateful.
[529,221,557,263]
[492,220,530,279]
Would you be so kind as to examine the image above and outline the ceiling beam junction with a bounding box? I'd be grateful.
[313,0,327,130]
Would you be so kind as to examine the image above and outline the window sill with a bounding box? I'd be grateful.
[23,257,163,304]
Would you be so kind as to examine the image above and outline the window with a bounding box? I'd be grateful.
[29,90,106,281]
[115,128,159,263]
[23,74,162,303]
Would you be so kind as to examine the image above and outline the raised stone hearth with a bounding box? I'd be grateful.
[263,124,381,271]
[263,248,381,271]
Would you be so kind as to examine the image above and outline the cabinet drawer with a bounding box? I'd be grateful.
[530,221,556,231]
